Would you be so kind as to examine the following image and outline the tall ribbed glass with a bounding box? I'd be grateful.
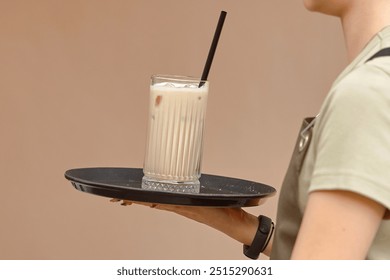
[142,75,209,193]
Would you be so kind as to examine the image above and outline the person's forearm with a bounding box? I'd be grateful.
[219,208,259,245]
[120,201,273,258]
[219,209,273,258]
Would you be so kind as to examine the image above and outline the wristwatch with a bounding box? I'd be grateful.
[243,215,274,259]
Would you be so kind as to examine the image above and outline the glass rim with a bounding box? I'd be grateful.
[151,74,208,84]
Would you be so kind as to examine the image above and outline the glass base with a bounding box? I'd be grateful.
[141,177,200,194]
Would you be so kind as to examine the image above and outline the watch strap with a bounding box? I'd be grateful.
[243,215,274,259]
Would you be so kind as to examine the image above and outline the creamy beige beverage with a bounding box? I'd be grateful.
[142,75,209,193]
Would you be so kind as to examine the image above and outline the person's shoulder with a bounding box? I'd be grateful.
[362,55,390,81]
[342,57,390,88]
[332,58,390,106]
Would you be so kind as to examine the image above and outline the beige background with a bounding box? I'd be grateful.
[0,0,346,259]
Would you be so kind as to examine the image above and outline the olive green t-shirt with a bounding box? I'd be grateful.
[271,26,390,259]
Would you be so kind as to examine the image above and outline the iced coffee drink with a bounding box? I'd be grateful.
[142,75,209,193]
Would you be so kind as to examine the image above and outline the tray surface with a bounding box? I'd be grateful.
[64,167,276,207]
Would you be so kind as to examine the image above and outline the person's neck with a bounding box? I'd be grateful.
[340,3,390,62]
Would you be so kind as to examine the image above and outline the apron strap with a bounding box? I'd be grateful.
[366,47,390,62]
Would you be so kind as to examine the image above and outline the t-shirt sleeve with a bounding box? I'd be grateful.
[309,64,390,213]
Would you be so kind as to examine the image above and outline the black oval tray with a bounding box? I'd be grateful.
[64,167,276,207]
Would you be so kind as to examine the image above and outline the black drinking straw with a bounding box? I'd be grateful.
[199,11,227,87]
